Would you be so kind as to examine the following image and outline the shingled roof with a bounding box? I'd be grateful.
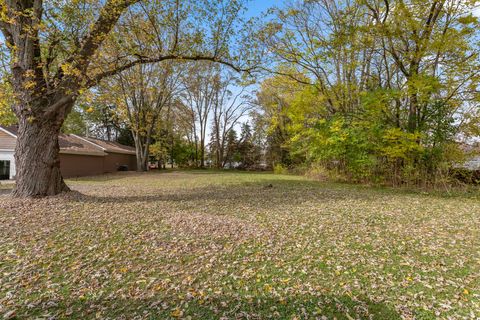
[59,135,106,156]
[2,125,18,136]
[0,125,135,156]
[82,136,136,155]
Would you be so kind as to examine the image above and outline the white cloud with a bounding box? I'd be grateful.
[473,6,480,17]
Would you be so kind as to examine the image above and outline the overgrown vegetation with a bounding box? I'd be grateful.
[255,0,480,187]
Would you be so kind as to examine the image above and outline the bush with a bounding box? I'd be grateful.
[273,164,289,175]
[304,164,329,181]
[450,168,480,185]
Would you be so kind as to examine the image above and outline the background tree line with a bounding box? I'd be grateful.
[58,60,262,171]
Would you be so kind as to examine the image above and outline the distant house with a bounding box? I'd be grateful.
[457,143,480,171]
[0,125,136,180]
[463,156,480,170]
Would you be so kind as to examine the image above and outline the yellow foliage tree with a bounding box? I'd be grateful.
[0,81,15,126]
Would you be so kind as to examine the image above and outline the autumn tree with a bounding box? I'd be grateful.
[61,92,123,139]
[255,73,307,167]
[181,62,221,168]
[210,72,254,168]
[0,0,254,197]
[157,99,197,168]
[0,80,15,126]
[108,62,182,171]
[257,0,480,185]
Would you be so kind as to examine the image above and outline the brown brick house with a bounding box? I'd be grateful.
[82,137,137,173]
[0,126,136,180]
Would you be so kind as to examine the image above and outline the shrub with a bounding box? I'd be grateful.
[273,164,289,175]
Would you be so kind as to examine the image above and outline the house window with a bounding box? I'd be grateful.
[0,160,10,180]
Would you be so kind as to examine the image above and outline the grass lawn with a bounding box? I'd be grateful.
[0,171,479,319]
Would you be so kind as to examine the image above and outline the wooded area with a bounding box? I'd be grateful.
[0,0,479,196]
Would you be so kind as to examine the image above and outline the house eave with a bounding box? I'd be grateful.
[0,127,17,138]
[60,150,106,157]
[106,150,137,156]
[71,134,107,151]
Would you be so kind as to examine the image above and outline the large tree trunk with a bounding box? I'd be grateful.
[408,92,418,133]
[132,131,149,172]
[13,118,70,197]
[135,141,148,172]
[136,156,148,172]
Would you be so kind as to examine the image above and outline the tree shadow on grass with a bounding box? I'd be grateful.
[68,169,231,183]
[0,188,12,196]
[13,293,401,320]
[67,171,146,183]
[66,171,475,206]
[67,178,369,208]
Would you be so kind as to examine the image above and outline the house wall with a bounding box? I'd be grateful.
[0,152,137,179]
[103,153,137,173]
[464,156,480,170]
[0,131,16,150]
[1,129,137,179]
[0,150,15,180]
[59,153,105,178]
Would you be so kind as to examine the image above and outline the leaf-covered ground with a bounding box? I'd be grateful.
[0,171,479,319]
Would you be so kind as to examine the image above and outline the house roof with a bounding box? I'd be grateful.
[59,135,106,156]
[0,125,18,137]
[0,125,135,156]
[82,136,136,155]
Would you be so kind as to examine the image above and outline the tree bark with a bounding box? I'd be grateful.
[408,92,418,133]
[136,156,148,172]
[133,134,149,172]
[200,139,205,168]
[13,117,70,197]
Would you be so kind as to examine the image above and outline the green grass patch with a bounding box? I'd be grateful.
[1,170,479,319]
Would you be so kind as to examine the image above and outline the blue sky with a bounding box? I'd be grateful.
[245,0,280,18]
[247,1,480,17]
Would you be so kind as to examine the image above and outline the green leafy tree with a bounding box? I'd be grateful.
[257,0,480,186]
